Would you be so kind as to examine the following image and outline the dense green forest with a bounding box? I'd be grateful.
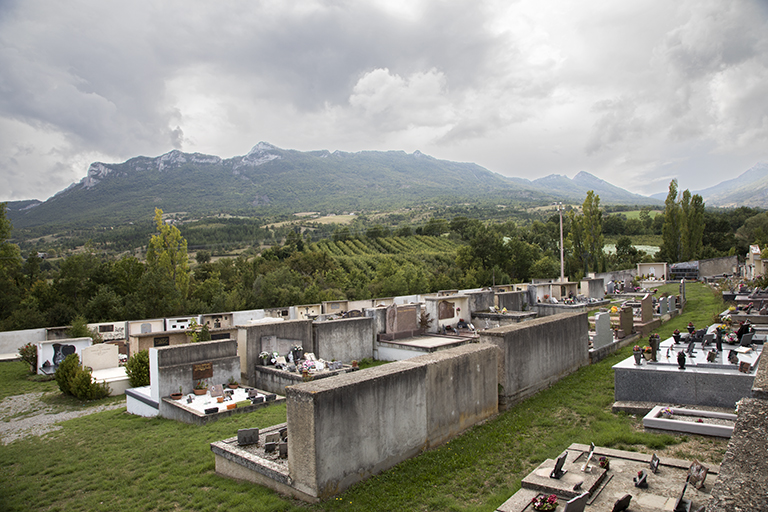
[1,185,767,332]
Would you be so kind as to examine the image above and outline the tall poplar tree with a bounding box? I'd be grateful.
[661,179,681,262]
[146,208,190,299]
[660,179,705,262]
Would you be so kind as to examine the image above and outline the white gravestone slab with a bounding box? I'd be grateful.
[81,343,119,371]
[659,298,668,315]
[668,295,676,311]
[593,312,613,349]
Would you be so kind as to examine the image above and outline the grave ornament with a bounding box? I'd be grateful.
[650,453,660,473]
[611,494,632,512]
[550,451,568,479]
[633,470,648,488]
[677,351,686,370]
[728,350,739,365]
[562,492,589,512]
[581,443,595,472]
[688,460,708,489]
[673,478,692,512]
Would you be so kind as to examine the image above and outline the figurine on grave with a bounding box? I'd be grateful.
[649,334,660,362]
[677,351,686,370]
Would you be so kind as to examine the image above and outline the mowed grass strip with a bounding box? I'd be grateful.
[0,283,726,512]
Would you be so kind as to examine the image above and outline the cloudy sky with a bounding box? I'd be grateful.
[1,0,767,202]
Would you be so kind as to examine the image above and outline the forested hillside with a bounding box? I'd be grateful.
[1,183,766,332]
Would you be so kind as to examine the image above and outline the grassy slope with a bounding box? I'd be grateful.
[0,282,726,512]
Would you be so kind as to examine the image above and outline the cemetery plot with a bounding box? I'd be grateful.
[643,406,736,438]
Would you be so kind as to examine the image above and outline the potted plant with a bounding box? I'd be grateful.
[672,329,681,344]
[259,351,270,365]
[642,345,653,361]
[598,456,610,470]
[661,406,673,419]
[632,345,643,365]
[228,376,239,389]
[193,380,208,395]
[531,493,558,511]
[687,322,695,334]
[170,386,183,400]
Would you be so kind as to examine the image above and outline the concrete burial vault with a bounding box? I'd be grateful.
[211,343,500,502]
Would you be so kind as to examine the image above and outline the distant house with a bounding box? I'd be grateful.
[746,245,765,280]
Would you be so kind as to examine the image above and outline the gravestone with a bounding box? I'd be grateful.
[633,470,648,488]
[210,384,225,398]
[562,492,589,512]
[527,286,537,306]
[619,306,633,336]
[606,281,615,294]
[650,453,660,473]
[550,451,568,479]
[668,296,676,311]
[593,313,612,349]
[385,304,397,334]
[265,432,280,444]
[660,298,668,315]
[612,494,632,512]
[81,343,118,371]
[624,276,633,291]
[640,294,653,323]
[237,428,259,446]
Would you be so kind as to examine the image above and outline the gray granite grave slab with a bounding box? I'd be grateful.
[521,452,607,500]
[238,428,260,446]
[660,299,668,316]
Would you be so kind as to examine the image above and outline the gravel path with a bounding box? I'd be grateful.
[0,392,125,445]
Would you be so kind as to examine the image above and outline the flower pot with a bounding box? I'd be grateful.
[217,396,224,403]
[227,403,236,410]
[193,388,207,395]
[672,334,681,344]
[643,352,652,361]
[170,393,183,400]
[633,351,642,365]
[260,357,270,366]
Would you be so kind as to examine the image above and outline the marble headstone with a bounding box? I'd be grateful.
[81,343,118,371]
[593,312,613,349]
[659,298,668,315]
[640,294,653,323]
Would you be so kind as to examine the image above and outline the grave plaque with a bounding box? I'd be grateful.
[562,492,589,512]
[193,362,213,380]
[612,494,632,512]
[210,384,224,398]
[673,480,692,512]
[237,428,259,446]
[153,336,169,347]
[688,460,708,489]
[650,453,660,473]
[633,470,648,488]
[739,361,752,373]
[550,451,568,479]
[438,300,455,320]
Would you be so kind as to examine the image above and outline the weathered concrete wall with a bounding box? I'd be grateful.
[465,290,494,314]
[532,303,590,317]
[496,291,526,312]
[149,339,240,415]
[0,328,46,359]
[312,316,374,363]
[242,320,313,387]
[285,343,499,499]
[699,255,738,278]
[479,312,589,407]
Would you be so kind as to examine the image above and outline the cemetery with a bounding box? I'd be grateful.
[642,405,736,438]
[496,443,717,511]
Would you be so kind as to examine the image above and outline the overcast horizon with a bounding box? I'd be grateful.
[2,1,767,203]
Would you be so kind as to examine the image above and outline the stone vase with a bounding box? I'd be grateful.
[633,351,642,365]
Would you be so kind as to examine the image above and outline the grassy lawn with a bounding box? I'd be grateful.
[0,282,729,512]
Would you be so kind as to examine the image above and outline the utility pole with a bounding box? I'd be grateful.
[558,202,565,283]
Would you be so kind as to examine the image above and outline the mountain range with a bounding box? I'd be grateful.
[9,143,763,231]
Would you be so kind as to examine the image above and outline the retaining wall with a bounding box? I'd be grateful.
[0,328,46,360]
[285,343,499,499]
[479,312,590,407]
[496,291,527,312]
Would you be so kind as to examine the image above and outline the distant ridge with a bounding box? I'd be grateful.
[6,143,660,230]
[647,163,768,207]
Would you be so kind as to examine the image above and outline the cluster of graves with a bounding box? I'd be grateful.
[496,443,714,511]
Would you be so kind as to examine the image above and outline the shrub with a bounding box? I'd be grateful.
[67,315,104,343]
[55,353,81,395]
[125,349,150,387]
[54,353,111,400]
[18,343,37,372]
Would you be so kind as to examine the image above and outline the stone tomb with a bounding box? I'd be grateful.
[614,332,763,408]
[496,443,715,511]
[617,306,633,338]
[633,294,663,337]
[80,343,130,396]
[36,337,92,375]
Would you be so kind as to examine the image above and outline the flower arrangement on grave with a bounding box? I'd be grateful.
[531,493,558,511]
[610,305,618,314]
[259,351,270,365]
[633,345,642,353]
[271,351,279,364]
[228,376,239,389]
[687,322,695,334]
[728,305,736,312]
[661,406,673,418]
[672,329,681,343]
[642,345,653,360]
[598,456,610,469]
[193,379,208,395]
